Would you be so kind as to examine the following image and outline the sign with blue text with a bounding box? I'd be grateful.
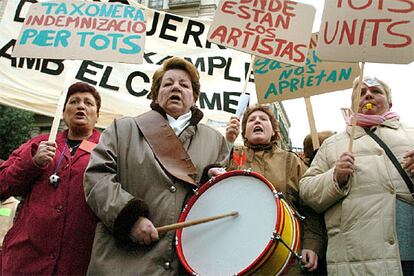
[12,0,146,64]
[255,33,360,103]
[0,0,257,128]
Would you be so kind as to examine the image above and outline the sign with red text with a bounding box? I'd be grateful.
[13,0,146,64]
[0,0,258,129]
[317,0,414,64]
[207,0,315,66]
[255,33,360,103]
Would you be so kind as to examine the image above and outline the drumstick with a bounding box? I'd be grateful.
[156,211,239,234]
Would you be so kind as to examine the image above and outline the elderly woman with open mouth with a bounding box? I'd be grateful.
[83,57,229,275]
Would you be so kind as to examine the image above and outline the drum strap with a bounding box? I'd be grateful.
[285,152,291,194]
[134,110,198,187]
[284,152,305,221]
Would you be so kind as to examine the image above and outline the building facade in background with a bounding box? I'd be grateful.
[141,0,218,18]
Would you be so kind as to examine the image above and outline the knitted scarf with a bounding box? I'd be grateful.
[348,111,400,128]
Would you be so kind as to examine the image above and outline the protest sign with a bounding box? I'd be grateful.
[13,0,146,64]
[207,0,315,66]
[317,0,414,64]
[0,0,255,129]
[255,33,360,103]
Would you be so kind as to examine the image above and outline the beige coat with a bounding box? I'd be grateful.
[0,197,19,248]
[84,110,229,275]
[300,119,414,275]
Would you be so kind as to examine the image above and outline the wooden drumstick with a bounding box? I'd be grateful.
[156,211,239,234]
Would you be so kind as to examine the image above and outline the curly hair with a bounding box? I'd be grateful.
[150,57,200,102]
[241,105,280,143]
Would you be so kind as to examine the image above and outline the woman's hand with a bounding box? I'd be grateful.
[33,141,57,167]
[226,116,240,144]
[403,149,414,175]
[334,152,355,187]
[130,217,159,246]
[301,249,318,271]
[208,167,226,178]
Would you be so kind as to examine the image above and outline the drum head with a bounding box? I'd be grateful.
[176,171,278,275]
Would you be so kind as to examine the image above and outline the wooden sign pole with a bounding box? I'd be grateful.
[235,55,256,118]
[348,62,365,152]
[304,96,320,150]
[48,61,78,142]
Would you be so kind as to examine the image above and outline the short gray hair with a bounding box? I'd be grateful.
[351,76,391,110]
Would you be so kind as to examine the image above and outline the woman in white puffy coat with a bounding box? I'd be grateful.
[299,77,414,275]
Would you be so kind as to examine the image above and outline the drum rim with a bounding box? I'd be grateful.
[176,170,281,275]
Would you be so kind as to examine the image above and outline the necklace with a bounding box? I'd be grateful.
[69,143,81,153]
[49,143,67,188]
[49,138,82,188]
[67,139,82,155]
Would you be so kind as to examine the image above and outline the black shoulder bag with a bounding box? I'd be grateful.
[365,128,414,199]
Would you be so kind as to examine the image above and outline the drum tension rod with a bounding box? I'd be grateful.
[277,192,306,221]
[243,168,252,174]
[272,232,302,262]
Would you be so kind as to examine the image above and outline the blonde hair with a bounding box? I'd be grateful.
[351,76,391,110]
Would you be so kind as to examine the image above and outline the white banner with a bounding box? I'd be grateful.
[0,0,256,129]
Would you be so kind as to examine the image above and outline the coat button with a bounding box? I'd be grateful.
[56,205,64,213]
[169,186,177,193]
[164,261,171,270]
[388,239,395,245]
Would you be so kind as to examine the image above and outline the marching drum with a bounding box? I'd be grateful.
[176,170,301,275]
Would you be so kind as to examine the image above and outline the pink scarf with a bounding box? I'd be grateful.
[348,111,400,128]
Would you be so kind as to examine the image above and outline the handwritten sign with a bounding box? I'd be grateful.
[255,33,360,103]
[207,0,315,66]
[13,0,146,64]
[317,0,414,64]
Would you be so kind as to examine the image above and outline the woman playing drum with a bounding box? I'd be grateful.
[219,104,324,274]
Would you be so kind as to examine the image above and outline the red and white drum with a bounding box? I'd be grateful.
[176,170,301,275]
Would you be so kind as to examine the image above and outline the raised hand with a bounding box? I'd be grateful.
[226,116,240,144]
[33,141,57,167]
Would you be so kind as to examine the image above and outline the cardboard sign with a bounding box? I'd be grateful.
[255,33,360,103]
[13,0,146,64]
[207,0,315,66]
[0,0,259,128]
[317,0,414,64]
